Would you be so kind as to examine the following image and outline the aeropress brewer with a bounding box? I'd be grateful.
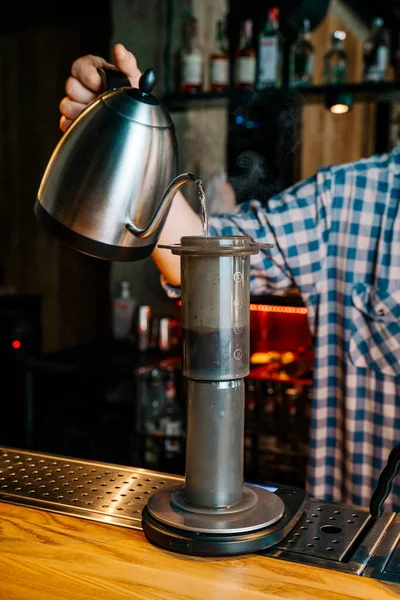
[141,236,308,555]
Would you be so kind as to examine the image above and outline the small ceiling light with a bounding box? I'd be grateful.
[325,90,353,114]
[330,103,349,114]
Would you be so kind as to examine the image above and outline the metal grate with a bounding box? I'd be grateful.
[0,447,370,549]
[0,447,183,529]
[276,498,370,561]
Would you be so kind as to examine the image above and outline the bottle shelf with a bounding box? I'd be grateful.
[163,91,229,111]
[297,81,400,103]
[163,81,400,111]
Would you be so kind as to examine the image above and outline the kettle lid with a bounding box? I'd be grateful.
[101,68,173,128]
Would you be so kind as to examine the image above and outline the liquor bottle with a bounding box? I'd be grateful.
[280,385,300,451]
[143,367,168,467]
[259,381,279,453]
[395,32,400,82]
[112,281,135,341]
[323,31,347,84]
[244,378,258,476]
[180,15,203,94]
[289,18,315,86]
[299,384,311,455]
[363,17,390,82]
[136,305,151,352]
[257,6,282,89]
[209,19,229,92]
[234,19,256,90]
[159,371,183,462]
[245,378,258,432]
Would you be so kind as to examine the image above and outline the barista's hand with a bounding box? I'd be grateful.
[59,43,141,132]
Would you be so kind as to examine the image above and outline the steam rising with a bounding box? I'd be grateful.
[229,90,303,205]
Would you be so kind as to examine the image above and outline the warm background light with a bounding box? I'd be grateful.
[177,299,308,315]
[330,104,349,114]
[250,304,308,315]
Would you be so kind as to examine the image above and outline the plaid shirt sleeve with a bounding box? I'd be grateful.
[161,168,333,299]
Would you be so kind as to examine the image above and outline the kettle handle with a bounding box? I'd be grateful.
[98,67,157,94]
[98,67,131,91]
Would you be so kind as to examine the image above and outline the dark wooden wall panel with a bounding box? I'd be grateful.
[1,15,111,352]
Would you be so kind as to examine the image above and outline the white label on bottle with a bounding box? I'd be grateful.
[210,58,229,85]
[183,55,203,85]
[308,54,314,78]
[365,46,389,81]
[377,46,389,71]
[235,56,256,85]
[258,37,279,85]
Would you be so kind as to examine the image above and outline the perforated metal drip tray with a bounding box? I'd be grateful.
[0,446,182,529]
[1,447,399,584]
[263,499,400,583]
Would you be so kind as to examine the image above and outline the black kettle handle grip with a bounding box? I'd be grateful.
[97,67,156,94]
[370,442,400,518]
[98,67,131,91]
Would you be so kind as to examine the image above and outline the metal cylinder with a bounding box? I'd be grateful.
[157,236,272,511]
[184,378,244,508]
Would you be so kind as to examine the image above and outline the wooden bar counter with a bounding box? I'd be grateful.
[1,500,399,600]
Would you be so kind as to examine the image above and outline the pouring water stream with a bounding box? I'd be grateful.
[196,179,209,237]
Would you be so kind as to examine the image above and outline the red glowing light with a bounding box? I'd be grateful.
[250,304,308,315]
[12,340,21,349]
[176,299,307,315]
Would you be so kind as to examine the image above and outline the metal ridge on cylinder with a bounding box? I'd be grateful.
[159,235,273,256]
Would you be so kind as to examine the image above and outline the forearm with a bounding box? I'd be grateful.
[152,190,203,287]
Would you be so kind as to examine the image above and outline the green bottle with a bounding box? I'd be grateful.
[290,19,315,86]
[323,31,348,84]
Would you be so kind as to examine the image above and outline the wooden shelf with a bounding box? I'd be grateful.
[163,81,400,111]
[163,91,229,111]
[296,81,400,103]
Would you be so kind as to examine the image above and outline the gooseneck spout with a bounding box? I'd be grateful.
[125,172,201,239]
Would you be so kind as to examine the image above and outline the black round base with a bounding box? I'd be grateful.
[34,201,155,262]
[142,483,307,557]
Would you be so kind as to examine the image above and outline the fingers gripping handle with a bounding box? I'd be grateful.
[97,67,156,94]
[98,67,131,91]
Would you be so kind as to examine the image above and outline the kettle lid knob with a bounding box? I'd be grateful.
[139,69,157,95]
[100,66,172,126]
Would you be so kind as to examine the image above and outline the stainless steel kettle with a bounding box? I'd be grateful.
[35,68,200,261]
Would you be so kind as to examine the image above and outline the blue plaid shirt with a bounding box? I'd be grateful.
[163,149,400,510]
